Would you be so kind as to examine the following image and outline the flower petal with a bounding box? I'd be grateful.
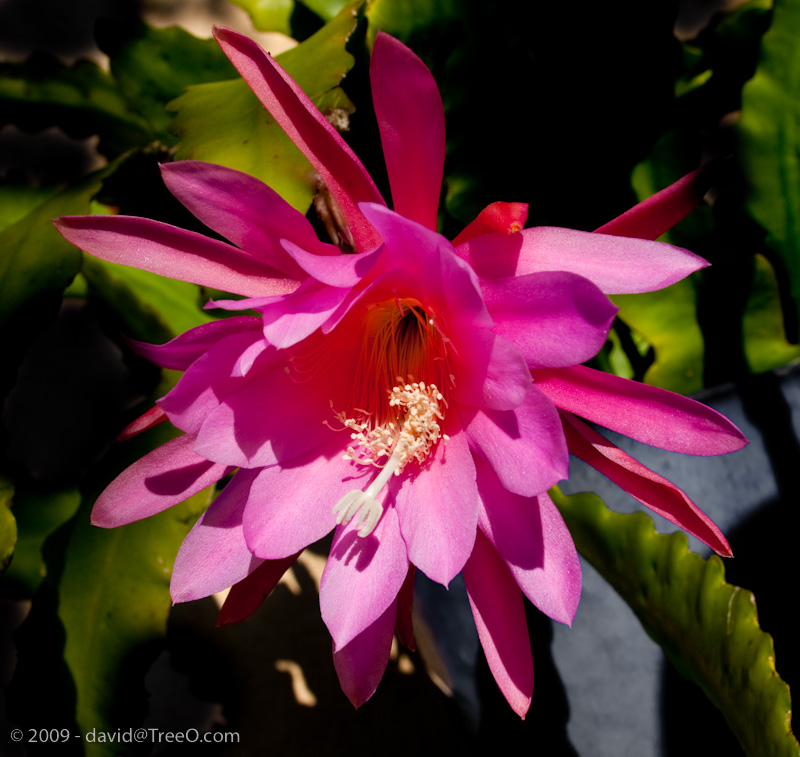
[480,270,617,369]
[160,160,337,275]
[218,553,299,626]
[452,201,529,247]
[332,598,397,708]
[461,386,569,497]
[171,469,262,603]
[534,365,749,455]
[117,405,168,441]
[562,411,732,556]
[213,27,384,252]
[371,31,444,231]
[127,315,262,371]
[92,434,231,527]
[392,416,478,586]
[243,437,371,560]
[54,215,300,297]
[458,226,708,294]
[321,503,408,650]
[474,456,581,624]
[462,530,533,719]
[280,239,380,287]
[594,164,714,240]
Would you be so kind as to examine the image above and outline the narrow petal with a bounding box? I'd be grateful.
[474,457,581,624]
[463,530,533,719]
[461,386,569,497]
[321,503,408,651]
[458,226,708,294]
[562,411,732,556]
[392,416,478,586]
[214,27,384,252]
[54,215,300,298]
[280,239,380,287]
[127,315,262,371]
[218,553,299,626]
[371,31,444,230]
[480,271,617,369]
[594,163,714,240]
[534,365,749,456]
[243,437,371,560]
[92,434,231,528]
[161,161,336,276]
[171,469,262,603]
[452,201,529,247]
[333,598,397,708]
[117,405,167,441]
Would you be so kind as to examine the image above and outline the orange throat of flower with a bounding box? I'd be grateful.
[331,297,452,536]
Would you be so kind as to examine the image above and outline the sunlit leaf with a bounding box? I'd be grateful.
[229,0,295,33]
[739,0,800,331]
[552,487,800,757]
[170,1,361,213]
[0,183,60,233]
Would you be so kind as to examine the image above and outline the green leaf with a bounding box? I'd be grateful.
[229,0,295,33]
[0,183,60,233]
[170,0,362,213]
[0,476,17,575]
[743,253,800,372]
[365,0,461,45]
[552,487,800,757]
[1,486,81,598]
[739,0,800,331]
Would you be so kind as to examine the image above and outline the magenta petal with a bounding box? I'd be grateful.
[127,315,262,371]
[218,553,299,626]
[475,457,581,624]
[54,215,300,298]
[333,598,397,708]
[117,405,168,441]
[171,469,262,603]
[92,434,231,527]
[244,438,371,559]
[280,240,380,287]
[213,27,384,252]
[463,530,533,719]
[161,161,336,275]
[392,417,478,585]
[321,504,408,650]
[534,365,749,455]
[370,32,444,231]
[481,271,617,369]
[562,412,732,556]
[462,386,569,497]
[452,201,529,247]
[459,226,708,295]
[594,164,713,241]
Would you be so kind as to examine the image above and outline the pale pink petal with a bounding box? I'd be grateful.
[158,330,274,436]
[280,239,380,287]
[392,416,478,585]
[534,365,748,455]
[462,530,533,719]
[474,456,581,624]
[480,271,617,368]
[371,31,444,231]
[92,434,231,528]
[261,278,353,348]
[54,215,300,298]
[458,226,708,294]
[127,315,262,371]
[594,164,713,240]
[171,469,262,603]
[218,553,300,626]
[213,27,384,252]
[243,437,371,559]
[461,386,569,497]
[562,411,732,556]
[321,503,408,650]
[333,598,397,708]
[452,201,529,246]
[161,161,336,275]
[117,405,168,441]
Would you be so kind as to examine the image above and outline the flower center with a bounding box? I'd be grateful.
[331,298,451,536]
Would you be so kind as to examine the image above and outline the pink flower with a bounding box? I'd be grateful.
[54,29,746,718]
